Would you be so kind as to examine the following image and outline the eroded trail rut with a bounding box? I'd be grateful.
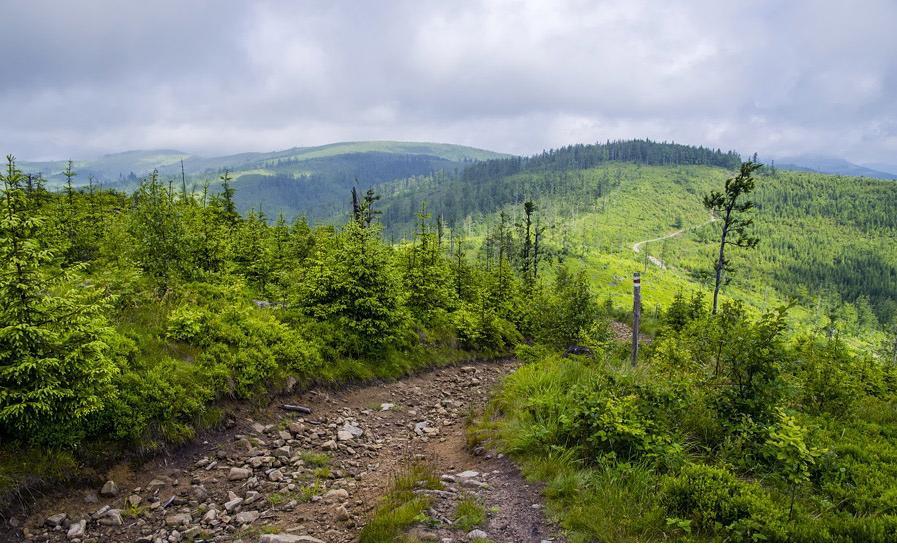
[16,360,560,543]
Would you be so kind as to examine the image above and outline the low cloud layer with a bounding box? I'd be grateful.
[3,0,896,163]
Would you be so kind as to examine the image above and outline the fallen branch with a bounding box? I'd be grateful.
[281,404,312,414]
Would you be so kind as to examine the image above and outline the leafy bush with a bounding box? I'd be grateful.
[763,409,825,518]
[661,463,786,541]
[194,304,321,399]
[99,357,222,446]
[793,337,863,418]
[451,304,521,353]
[166,305,209,344]
[561,379,686,469]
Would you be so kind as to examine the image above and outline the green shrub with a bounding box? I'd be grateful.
[661,463,786,541]
[793,338,862,418]
[792,513,897,542]
[99,356,221,446]
[763,409,825,518]
[451,304,521,353]
[166,305,209,344]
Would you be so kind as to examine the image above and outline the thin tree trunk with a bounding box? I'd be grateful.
[712,208,733,315]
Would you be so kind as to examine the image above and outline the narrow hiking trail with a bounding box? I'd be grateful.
[11,360,560,543]
[631,215,718,269]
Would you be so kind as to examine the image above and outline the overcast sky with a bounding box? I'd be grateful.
[3,0,896,163]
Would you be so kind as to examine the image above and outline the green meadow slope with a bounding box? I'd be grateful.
[376,148,897,345]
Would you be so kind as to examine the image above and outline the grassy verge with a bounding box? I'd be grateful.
[470,352,670,541]
[453,496,486,532]
[358,463,443,542]
[475,336,897,542]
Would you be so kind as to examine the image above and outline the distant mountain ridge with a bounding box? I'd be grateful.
[18,141,510,187]
[777,154,897,180]
[860,161,897,177]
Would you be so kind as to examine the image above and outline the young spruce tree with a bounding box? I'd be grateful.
[0,156,117,445]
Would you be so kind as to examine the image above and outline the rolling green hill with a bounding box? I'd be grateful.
[18,141,508,222]
[373,141,897,343]
[18,140,508,203]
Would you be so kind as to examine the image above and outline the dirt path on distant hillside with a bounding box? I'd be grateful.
[8,360,562,543]
[632,214,718,269]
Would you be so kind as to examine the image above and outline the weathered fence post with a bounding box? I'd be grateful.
[632,272,641,366]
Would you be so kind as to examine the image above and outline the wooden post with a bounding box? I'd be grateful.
[632,272,641,366]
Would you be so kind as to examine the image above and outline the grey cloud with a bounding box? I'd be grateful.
[2,0,896,163]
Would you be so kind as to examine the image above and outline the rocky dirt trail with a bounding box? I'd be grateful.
[11,360,561,543]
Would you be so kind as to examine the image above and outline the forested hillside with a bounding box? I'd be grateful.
[19,141,507,222]
[3,138,897,543]
[375,142,897,332]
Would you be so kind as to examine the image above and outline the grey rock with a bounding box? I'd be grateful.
[165,513,192,527]
[249,456,274,468]
[100,480,119,497]
[128,494,143,507]
[467,529,488,540]
[202,509,219,522]
[274,446,291,458]
[334,505,350,521]
[98,509,123,526]
[67,520,86,539]
[321,439,337,450]
[45,513,67,527]
[414,421,439,436]
[340,423,363,439]
[379,403,395,411]
[283,376,298,392]
[414,421,430,435]
[269,469,285,482]
[234,510,259,524]
[323,488,349,502]
[288,422,305,435]
[228,467,252,480]
[224,498,243,513]
[456,470,480,479]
